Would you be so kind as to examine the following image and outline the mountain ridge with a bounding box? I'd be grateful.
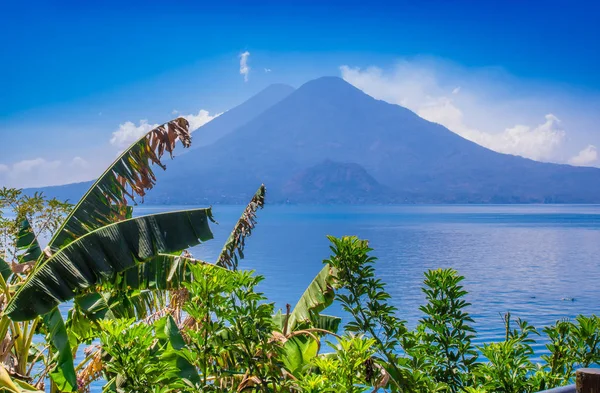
[27,76,600,204]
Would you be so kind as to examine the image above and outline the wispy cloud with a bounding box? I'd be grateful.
[239,51,250,82]
[0,156,93,188]
[264,68,272,73]
[570,145,598,166]
[340,60,599,164]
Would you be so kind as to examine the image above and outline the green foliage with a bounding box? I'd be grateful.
[324,235,600,393]
[47,117,192,252]
[409,268,478,392]
[0,188,77,392]
[324,235,411,390]
[0,188,71,264]
[474,315,541,393]
[297,335,378,393]
[7,208,214,321]
[99,318,184,393]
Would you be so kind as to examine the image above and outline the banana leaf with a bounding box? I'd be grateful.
[311,314,342,334]
[155,315,200,384]
[0,256,11,281]
[0,364,43,393]
[6,208,213,321]
[115,254,205,291]
[16,216,41,264]
[286,264,338,332]
[42,309,77,392]
[216,184,265,270]
[46,117,191,253]
[282,335,320,377]
[74,256,231,322]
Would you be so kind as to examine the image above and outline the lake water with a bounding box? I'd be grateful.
[132,204,600,361]
[44,203,598,391]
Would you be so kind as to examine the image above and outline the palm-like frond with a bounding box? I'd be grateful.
[114,254,207,291]
[47,117,192,253]
[16,216,41,264]
[73,256,231,324]
[42,309,77,392]
[286,264,338,332]
[216,184,265,270]
[6,209,213,321]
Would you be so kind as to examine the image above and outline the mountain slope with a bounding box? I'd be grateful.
[143,76,600,203]
[193,83,294,147]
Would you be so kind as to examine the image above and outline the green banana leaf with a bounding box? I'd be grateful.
[42,309,78,392]
[311,314,342,334]
[286,264,338,331]
[16,216,42,264]
[0,363,43,393]
[46,117,191,253]
[155,315,200,384]
[216,184,265,270]
[282,335,320,377]
[73,256,231,322]
[6,208,214,321]
[0,256,11,281]
[115,254,204,291]
[18,219,78,391]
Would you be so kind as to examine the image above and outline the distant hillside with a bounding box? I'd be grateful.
[282,160,398,204]
[31,77,600,204]
[192,83,294,147]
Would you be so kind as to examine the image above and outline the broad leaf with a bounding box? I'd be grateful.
[0,256,11,281]
[115,254,206,291]
[71,256,229,329]
[282,335,319,377]
[16,216,41,264]
[47,117,192,252]
[156,315,200,384]
[0,364,43,393]
[286,264,338,331]
[217,184,265,270]
[312,314,342,334]
[6,208,213,321]
[42,309,77,392]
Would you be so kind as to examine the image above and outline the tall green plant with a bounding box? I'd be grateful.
[412,268,478,392]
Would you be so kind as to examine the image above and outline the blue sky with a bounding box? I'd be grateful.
[1,1,600,187]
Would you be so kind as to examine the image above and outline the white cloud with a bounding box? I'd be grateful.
[0,157,98,188]
[172,109,179,115]
[264,68,272,73]
[11,158,60,175]
[183,109,222,131]
[340,63,590,163]
[569,145,598,166]
[239,51,250,82]
[111,109,221,149]
[110,119,158,149]
[71,156,89,169]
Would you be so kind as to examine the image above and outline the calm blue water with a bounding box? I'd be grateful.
[62,204,600,391]
[134,204,600,359]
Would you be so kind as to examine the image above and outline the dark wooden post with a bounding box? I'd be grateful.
[577,369,600,392]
